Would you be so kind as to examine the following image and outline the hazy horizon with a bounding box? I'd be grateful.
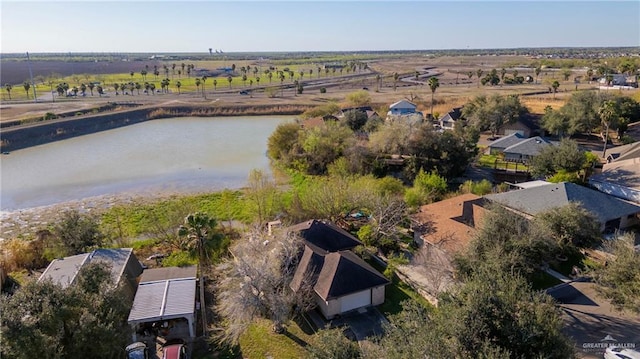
[2,1,639,53]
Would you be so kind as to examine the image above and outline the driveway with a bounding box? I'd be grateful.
[548,280,640,358]
[306,306,388,341]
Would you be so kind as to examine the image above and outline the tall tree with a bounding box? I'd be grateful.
[227,75,232,89]
[175,81,181,94]
[551,80,560,98]
[428,77,440,118]
[598,100,618,157]
[87,82,94,96]
[0,264,132,359]
[215,229,312,343]
[476,69,483,87]
[4,83,12,100]
[594,233,640,313]
[393,72,399,91]
[177,213,221,336]
[201,75,208,98]
[535,66,542,84]
[213,79,217,91]
[23,81,31,99]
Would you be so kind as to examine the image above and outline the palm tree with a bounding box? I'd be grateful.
[255,76,260,86]
[242,74,247,87]
[135,82,141,95]
[227,75,233,89]
[195,78,201,93]
[144,82,150,95]
[113,83,119,95]
[202,76,208,98]
[96,85,103,97]
[535,66,541,84]
[80,83,87,96]
[213,79,217,92]
[5,84,12,100]
[500,68,507,82]
[317,66,321,78]
[268,71,273,83]
[141,70,147,81]
[551,80,560,98]
[598,100,618,158]
[149,83,156,95]
[393,72,399,91]
[178,212,221,337]
[87,82,95,96]
[23,81,31,99]
[176,81,181,94]
[428,77,440,118]
[476,69,483,87]
[376,74,381,91]
[130,71,134,80]
[299,70,304,80]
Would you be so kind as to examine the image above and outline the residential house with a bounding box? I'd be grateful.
[387,100,417,116]
[128,266,198,343]
[438,107,463,130]
[289,219,389,319]
[589,158,640,204]
[496,113,540,138]
[409,194,488,294]
[486,133,525,155]
[38,248,143,298]
[485,181,640,232]
[502,136,553,163]
[605,142,640,163]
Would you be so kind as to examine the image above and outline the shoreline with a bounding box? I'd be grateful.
[0,189,206,241]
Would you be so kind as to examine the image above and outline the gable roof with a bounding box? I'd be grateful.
[439,107,463,123]
[291,245,389,300]
[39,248,142,289]
[484,182,640,223]
[503,136,552,156]
[389,99,417,109]
[488,133,525,149]
[412,194,487,254]
[607,142,640,163]
[288,219,362,252]
[589,158,640,202]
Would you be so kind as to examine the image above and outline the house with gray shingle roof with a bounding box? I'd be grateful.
[487,133,525,154]
[589,158,640,204]
[485,182,640,232]
[438,107,463,130]
[503,136,553,163]
[289,219,389,319]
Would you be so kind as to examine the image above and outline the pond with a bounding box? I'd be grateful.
[0,116,293,211]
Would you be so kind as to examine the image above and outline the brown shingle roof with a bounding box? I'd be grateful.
[412,194,487,254]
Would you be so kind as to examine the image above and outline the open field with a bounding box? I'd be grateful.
[4,53,627,125]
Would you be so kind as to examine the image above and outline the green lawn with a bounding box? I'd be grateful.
[477,154,529,171]
[237,318,314,359]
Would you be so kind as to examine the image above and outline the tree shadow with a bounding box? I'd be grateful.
[283,330,309,348]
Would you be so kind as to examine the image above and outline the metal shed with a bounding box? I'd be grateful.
[127,267,197,342]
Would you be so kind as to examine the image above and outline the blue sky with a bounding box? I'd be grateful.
[1,1,639,53]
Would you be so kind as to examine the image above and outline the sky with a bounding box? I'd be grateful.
[1,1,639,53]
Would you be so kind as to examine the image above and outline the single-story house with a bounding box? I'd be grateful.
[589,158,640,204]
[38,248,143,298]
[387,99,417,116]
[289,219,389,319]
[487,133,525,154]
[484,181,640,232]
[127,266,198,342]
[502,136,553,163]
[438,107,463,130]
[605,142,640,163]
[496,114,540,138]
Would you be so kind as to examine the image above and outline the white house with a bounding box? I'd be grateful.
[387,99,417,116]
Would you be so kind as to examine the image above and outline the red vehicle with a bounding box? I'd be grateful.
[162,342,186,359]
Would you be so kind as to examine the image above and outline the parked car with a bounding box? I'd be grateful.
[239,90,250,95]
[162,339,187,359]
[125,342,148,359]
[604,347,640,359]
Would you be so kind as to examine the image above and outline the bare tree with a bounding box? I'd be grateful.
[215,229,313,344]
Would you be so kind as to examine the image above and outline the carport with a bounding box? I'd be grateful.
[127,272,197,342]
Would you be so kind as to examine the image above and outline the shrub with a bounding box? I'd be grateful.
[162,251,197,267]
[43,112,57,121]
[319,87,326,93]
